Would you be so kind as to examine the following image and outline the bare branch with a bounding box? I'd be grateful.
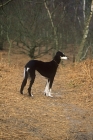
[0,0,13,7]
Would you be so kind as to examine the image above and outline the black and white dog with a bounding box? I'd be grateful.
[20,51,68,97]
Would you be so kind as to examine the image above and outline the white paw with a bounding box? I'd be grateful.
[31,94,33,97]
[48,94,53,97]
[44,92,53,97]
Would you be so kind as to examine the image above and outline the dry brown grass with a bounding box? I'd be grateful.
[0,51,93,140]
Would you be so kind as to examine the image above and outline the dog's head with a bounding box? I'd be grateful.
[56,51,68,60]
[53,51,68,64]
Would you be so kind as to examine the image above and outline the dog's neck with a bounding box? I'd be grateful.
[53,59,59,65]
[53,56,61,65]
[53,58,61,65]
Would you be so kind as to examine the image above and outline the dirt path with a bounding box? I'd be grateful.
[0,52,93,140]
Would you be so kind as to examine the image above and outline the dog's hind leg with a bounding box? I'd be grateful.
[28,71,35,97]
[20,68,28,94]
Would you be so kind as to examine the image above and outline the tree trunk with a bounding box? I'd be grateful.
[7,31,12,63]
[83,0,86,22]
[76,0,93,62]
[44,0,58,52]
[0,25,4,50]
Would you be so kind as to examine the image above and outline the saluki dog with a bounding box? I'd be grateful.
[20,51,68,97]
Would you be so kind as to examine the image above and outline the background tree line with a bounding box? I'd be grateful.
[0,0,93,61]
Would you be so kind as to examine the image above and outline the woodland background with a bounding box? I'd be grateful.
[0,0,93,61]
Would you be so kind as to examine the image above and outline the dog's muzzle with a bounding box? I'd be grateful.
[60,56,68,60]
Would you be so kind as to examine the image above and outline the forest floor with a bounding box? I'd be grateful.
[0,48,93,140]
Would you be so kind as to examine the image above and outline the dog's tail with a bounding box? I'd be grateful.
[24,67,30,79]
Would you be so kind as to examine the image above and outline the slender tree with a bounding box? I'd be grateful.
[76,0,93,61]
[83,0,86,22]
[44,0,58,52]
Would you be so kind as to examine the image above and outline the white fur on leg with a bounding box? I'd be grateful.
[44,80,53,97]
[44,80,50,96]
[48,89,53,97]
[31,94,33,97]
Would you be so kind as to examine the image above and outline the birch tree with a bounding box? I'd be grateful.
[44,0,58,52]
[83,0,86,22]
[76,0,93,61]
[0,0,13,8]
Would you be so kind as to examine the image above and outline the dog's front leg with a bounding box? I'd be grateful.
[48,89,53,97]
[44,79,53,97]
[44,79,50,96]
[48,77,54,97]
